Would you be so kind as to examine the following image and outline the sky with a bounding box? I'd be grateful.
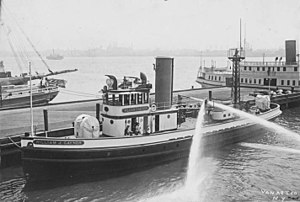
[1,0,300,51]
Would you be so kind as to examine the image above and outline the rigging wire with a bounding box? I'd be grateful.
[6,33,23,71]
[2,2,52,73]
[9,22,31,67]
[1,4,30,72]
[4,22,30,71]
[60,89,101,98]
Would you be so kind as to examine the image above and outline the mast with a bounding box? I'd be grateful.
[244,21,246,55]
[228,19,245,108]
[0,0,2,22]
[0,0,2,45]
[29,62,34,136]
[239,18,242,52]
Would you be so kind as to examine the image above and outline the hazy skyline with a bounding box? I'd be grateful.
[1,0,300,52]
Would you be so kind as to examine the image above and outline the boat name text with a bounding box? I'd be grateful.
[122,106,149,113]
[33,140,84,145]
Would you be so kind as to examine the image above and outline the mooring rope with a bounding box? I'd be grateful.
[7,136,21,148]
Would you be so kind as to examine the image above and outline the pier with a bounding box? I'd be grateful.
[1,86,300,168]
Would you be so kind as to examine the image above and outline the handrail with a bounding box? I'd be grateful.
[241,61,298,66]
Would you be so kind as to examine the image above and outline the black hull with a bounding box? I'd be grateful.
[23,138,192,182]
[22,123,271,182]
[0,91,59,109]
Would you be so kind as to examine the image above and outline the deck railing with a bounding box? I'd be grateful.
[241,61,298,66]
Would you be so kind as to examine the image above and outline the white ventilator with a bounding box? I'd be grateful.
[79,116,100,138]
[74,114,91,137]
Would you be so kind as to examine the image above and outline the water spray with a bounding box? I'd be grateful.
[240,143,300,154]
[189,96,300,142]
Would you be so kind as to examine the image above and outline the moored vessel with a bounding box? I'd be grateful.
[197,40,300,91]
[46,50,64,60]
[0,61,76,109]
[20,57,282,182]
[0,1,77,109]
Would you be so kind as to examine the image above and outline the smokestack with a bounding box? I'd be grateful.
[155,57,174,110]
[285,40,296,64]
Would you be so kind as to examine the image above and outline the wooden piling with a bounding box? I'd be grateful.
[43,109,49,132]
[96,103,100,121]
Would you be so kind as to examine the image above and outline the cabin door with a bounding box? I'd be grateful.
[131,117,137,134]
[270,79,277,86]
[263,78,277,86]
[155,115,160,132]
[225,77,233,87]
[143,116,148,134]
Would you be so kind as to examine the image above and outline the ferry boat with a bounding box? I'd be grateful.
[20,57,282,182]
[196,40,300,92]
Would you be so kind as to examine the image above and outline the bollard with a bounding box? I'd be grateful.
[43,109,49,132]
[96,103,100,121]
[209,91,212,101]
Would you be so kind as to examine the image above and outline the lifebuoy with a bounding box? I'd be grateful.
[151,103,157,112]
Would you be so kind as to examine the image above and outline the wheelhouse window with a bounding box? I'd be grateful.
[287,80,290,85]
[131,94,137,104]
[124,94,130,105]
[245,78,248,83]
[262,67,265,71]
[293,80,296,86]
[103,93,121,106]
[259,79,261,84]
[277,67,280,71]
[241,78,244,83]
[283,67,286,71]
[249,67,252,71]
[257,67,260,71]
[294,67,298,72]
[138,93,143,104]
[281,80,284,85]
[244,67,247,71]
[145,93,149,103]
[254,79,256,84]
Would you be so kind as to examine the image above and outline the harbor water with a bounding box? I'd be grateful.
[1,56,300,201]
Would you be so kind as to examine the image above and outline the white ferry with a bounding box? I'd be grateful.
[197,40,300,92]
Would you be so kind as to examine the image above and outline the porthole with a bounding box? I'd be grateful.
[110,120,114,124]
[104,107,109,112]
[167,115,170,118]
